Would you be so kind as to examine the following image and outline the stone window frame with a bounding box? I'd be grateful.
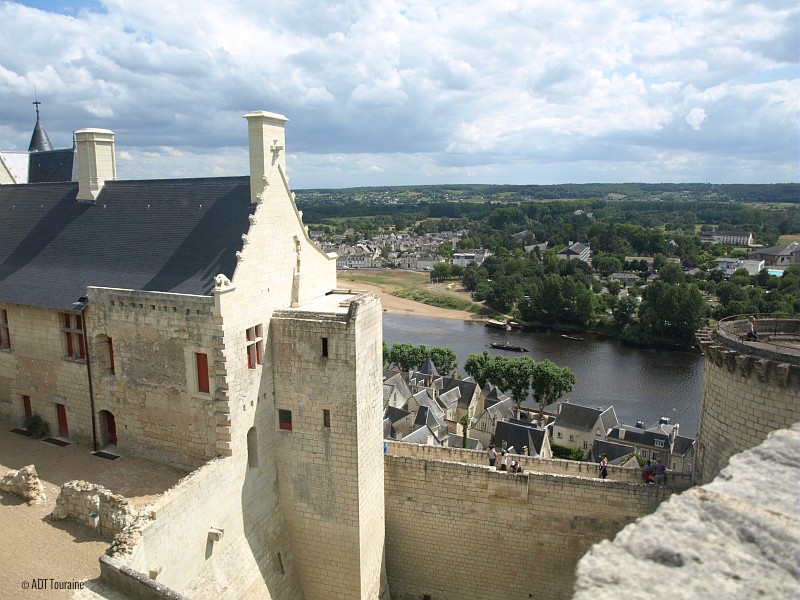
[246,324,263,369]
[61,313,86,361]
[185,347,213,398]
[278,409,293,431]
[654,439,665,448]
[323,408,331,429]
[0,308,10,350]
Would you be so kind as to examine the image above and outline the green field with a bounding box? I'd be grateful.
[777,234,800,244]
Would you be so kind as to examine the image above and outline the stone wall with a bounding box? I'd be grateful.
[695,325,799,484]
[384,454,672,600]
[386,441,693,491]
[51,480,137,535]
[112,455,303,600]
[0,303,92,444]
[573,423,800,599]
[88,288,220,469]
[0,464,46,504]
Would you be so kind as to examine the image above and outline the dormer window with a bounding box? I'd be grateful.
[655,439,665,448]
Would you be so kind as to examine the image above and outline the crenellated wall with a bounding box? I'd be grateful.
[694,323,800,485]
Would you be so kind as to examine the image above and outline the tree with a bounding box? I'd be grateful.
[459,414,470,448]
[429,347,458,374]
[607,280,623,297]
[503,356,535,419]
[486,355,511,392]
[658,262,685,284]
[530,359,576,425]
[464,350,492,388]
[388,343,428,372]
[595,254,623,277]
[431,262,452,281]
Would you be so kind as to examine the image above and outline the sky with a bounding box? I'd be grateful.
[0,1,797,188]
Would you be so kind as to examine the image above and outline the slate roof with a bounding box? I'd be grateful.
[447,433,480,450]
[28,116,53,152]
[441,377,479,410]
[0,177,255,310]
[493,420,548,456]
[385,406,411,425]
[402,425,440,446]
[607,425,670,448]
[28,149,74,183]
[554,402,603,432]
[672,435,695,457]
[588,440,636,464]
[417,357,439,376]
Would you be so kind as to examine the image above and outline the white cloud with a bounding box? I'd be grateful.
[0,0,796,186]
[686,108,707,130]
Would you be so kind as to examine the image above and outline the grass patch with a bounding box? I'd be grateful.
[777,234,800,244]
[393,289,489,314]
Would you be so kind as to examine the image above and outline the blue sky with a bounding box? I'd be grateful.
[1,0,797,188]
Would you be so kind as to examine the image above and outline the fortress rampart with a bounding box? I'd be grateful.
[384,453,673,600]
[694,317,799,485]
[386,440,693,490]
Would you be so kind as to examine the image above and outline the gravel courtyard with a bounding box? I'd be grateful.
[0,422,188,600]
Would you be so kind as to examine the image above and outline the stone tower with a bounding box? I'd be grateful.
[694,316,799,485]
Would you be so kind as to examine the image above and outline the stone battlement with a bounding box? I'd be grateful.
[385,441,692,491]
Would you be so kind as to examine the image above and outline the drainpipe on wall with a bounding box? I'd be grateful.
[77,298,98,452]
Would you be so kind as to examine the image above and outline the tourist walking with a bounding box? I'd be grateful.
[599,453,608,479]
[655,459,667,485]
[499,450,508,472]
[487,444,497,468]
[746,316,759,340]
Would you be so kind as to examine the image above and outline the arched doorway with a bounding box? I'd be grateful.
[99,410,117,447]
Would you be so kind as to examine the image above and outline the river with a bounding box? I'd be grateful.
[383,314,704,438]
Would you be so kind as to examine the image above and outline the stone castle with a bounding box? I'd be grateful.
[1,110,797,599]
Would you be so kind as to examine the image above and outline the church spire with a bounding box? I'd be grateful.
[28,98,53,152]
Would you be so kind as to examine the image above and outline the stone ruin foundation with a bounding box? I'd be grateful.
[51,480,137,536]
[0,465,47,505]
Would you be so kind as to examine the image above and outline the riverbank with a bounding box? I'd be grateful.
[337,271,486,321]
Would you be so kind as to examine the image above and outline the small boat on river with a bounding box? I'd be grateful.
[489,342,529,352]
[485,319,508,330]
[561,334,584,341]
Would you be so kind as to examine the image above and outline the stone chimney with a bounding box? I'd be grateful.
[74,129,116,201]
[243,111,288,205]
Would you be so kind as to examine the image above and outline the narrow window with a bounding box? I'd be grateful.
[62,313,85,359]
[278,409,293,431]
[323,409,331,428]
[247,427,258,468]
[196,352,210,393]
[246,325,263,369]
[107,337,115,375]
[277,552,285,575]
[0,309,10,349]
[321,337,328,358]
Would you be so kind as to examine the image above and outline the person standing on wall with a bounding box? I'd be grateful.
[599,453,608,479]
[655,458,667,485]
[487,444,497,468]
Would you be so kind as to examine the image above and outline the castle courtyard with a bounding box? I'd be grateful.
[0,422,187,599]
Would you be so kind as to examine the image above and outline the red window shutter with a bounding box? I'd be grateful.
[196,353,209,393]
[77,334,85,358]
[66,331,74,357]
